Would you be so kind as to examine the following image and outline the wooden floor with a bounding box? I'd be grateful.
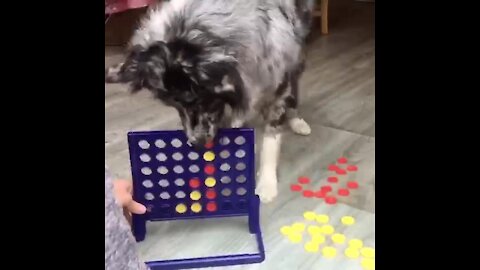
[105,1,374,269]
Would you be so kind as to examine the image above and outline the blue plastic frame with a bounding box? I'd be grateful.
[127,128,265,270]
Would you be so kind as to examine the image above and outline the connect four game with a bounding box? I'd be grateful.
[127,128,265,270]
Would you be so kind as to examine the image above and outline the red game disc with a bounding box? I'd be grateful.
[298,176,310,184]
[327,176,338,183]
[206,189,217,199]
[303,190,315,198]
[347,181,359,189]
[338,157,348,164]
[347,165,358,172]
[204,164,215,175]
[204,140,214,149]
[206,202,217,212]
[291,184,303,192]
[189,178,200,189]
[338,188,350,196]
[325,196,337,204]
[315,190,327,198]
[328,164,339,171]
[320,185,332,192]
[336,169,347,175]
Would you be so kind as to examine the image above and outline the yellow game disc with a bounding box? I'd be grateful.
[291,222,306,233]
[345,247,360,259]
[304,241,319,253]
[321,246,337,258]
[360,247,375,258]
[280,226,292,236]
[320,225,335,235]
[341,216,355,226]
[190,190,202,201]
[308,225,322,235]
[288,233,302,243]
[311,234,326,244]
[203,151,215,161]
[361,258,375,270]
[348,239,364,249]
[303,211,316,221]
[191,202,202,213]
[316,214,330,224]
[175,203,187,214]
[331,233,346,244]
[204,177,216,187]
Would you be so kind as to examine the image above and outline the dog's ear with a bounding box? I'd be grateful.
[105,45,144,84]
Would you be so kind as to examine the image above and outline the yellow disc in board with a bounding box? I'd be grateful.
[291,222,306,233]
[191,202,202,213]
[205,177,216,187]
[320,225,335,235]
[304,241,319,253]
[345,247,360,259]
[280,226,292,236]
[308,225,322,235]
[341,216,355,226]
[311,234,326,244]
[190,190,202,201]
[360,247,375,258]
[303,211,317,221]
[288,233,302,243]
[175,203,187,214]
[331,233,346,244]
[361,258,375,270]
[322,246,337,258]
[349,239,364,249]
[316,214,330,224]
[203,151,215,161]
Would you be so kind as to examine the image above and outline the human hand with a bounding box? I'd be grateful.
[113,179,147,215]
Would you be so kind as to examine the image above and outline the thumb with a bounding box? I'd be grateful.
[127,200,147,215]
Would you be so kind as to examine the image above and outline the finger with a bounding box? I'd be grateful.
[127,200,147,215]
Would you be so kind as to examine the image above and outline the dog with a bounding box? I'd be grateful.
[105,0,314,203]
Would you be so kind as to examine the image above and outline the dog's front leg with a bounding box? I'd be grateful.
[256,124,282,203]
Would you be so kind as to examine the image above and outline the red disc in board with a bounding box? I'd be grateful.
[327,177,338,183]
[338,188,350,196]
[338,157,348,164]
[204,140,214,149]
[204,164,215,175]
[325,196,337,204]
[298,177,310,184]
[206,189,217,199]
[347,181,359,189]
[189,178,200,189]
[320,185,332,192]
[206,202,217,212]
[303,190,315,198]
[328,164,339,171]
[336,169,347,175]
[290,184,303,192]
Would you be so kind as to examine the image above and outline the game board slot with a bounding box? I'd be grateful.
[157,166,169,175]
[171,152,183,161]
[158,179,170,188]
[235,175,246,183]
[220,176,232,184]
[235,162,246,171]
[171,138,183,148]
[175,191,186,199]
[142,180,154,188]
[219,150,230,159]
[221,188,232,197]
[140,153,151,162]
[174,178,185,187]
[234,136,246,145]
[189,164,200,173]
[144,192,155,201]
[188,151,199,160]
[138,140,150,149]
[160,192,171,200]
[236,187,247,196]
[141,167,153,175]
[155,152,168,162]
[220,163,231,172]
[234,149,246,158]
[173,165,184,174]
[219,136,230,145]
[154,139,166,148]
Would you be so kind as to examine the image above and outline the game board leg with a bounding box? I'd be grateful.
[132,215,147,242]
[248,195,261,234]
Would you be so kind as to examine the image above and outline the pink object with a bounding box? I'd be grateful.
[105,0,157,15]
[328,164,340,171]
[327,176,338,183]
[347,165,358,171]
[337,157,348,164]
[338,189,350,196]
[336,169,347,175]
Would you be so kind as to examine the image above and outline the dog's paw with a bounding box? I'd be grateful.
[289,118,311,136]
[255,171,278,203]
